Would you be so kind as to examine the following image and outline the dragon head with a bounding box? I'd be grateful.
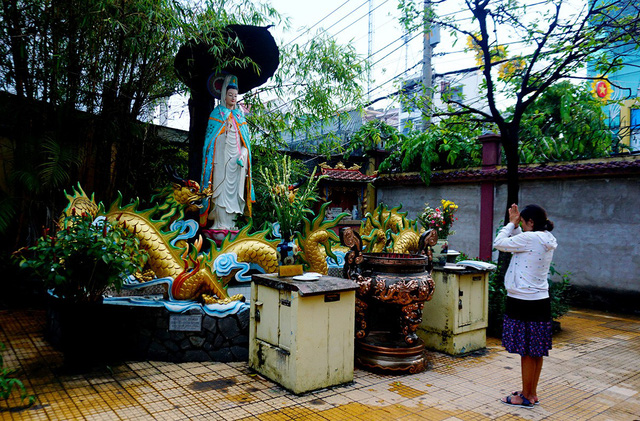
[171,180,209,213]
[166,165,209,212]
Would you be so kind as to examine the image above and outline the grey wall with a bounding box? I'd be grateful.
[377,176,640,300]
[378,183,482,259]
[494,177,640,293]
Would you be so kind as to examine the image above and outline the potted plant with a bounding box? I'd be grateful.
[14,211,147,369]
[419,199,458,265]
[259,155,323,275]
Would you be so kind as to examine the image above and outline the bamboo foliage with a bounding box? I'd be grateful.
[0,0,279,116]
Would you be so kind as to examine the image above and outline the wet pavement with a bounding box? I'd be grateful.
[1,308,639,420]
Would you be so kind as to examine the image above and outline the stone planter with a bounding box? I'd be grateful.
[45,297,124,371]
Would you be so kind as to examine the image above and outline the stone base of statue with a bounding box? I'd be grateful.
[355,332,427,374]
[46,297,250,368]
[201,228,239,246]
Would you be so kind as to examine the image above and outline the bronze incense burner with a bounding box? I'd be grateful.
[341,227,437,373]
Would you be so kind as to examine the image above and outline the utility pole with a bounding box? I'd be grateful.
[422,0,432,131]
[368,0,374,102]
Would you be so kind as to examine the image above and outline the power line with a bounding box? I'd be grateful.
[282,0,356,48]
[286,0,370,50]
[255,0,580,127]
[331,0,390,39]
[256,28,419,119]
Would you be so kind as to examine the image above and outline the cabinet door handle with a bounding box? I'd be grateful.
[458,299,463,310]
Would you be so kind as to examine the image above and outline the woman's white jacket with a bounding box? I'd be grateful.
[493,222,558,300]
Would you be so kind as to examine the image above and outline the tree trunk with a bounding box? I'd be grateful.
[188,90,215,181]
[3,0,31,98]
[501,129,520,221]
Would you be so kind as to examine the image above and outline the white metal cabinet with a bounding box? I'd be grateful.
[418,268,491,355]
[249,273,358,394]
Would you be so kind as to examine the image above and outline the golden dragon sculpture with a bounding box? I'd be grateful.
[60,174,424,304]
[61,184,240,304]
[359,203,425,254]
[60,181,354,303]
[295,203,349,275]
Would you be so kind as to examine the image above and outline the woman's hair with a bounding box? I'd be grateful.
[520,204,554,232]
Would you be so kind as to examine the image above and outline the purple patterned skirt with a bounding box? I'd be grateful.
[502,297,552,357]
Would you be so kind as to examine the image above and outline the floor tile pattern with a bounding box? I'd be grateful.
[1,308,639,420]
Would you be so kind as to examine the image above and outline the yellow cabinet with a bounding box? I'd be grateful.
[249,273,358,394]
[418,268,491,355]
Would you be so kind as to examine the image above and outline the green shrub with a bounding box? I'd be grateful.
[0,341,35,407]
[549,265,572,320]
[487,263,508,337]
[13,213,148,304]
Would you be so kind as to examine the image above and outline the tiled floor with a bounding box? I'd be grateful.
[1,308,640,420]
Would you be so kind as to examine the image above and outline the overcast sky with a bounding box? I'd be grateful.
[158,0,587,129]
[160,0,442,129]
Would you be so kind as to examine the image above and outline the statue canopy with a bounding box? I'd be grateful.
[174,24,280,96]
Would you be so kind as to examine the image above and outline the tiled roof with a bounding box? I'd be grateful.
[319,168,377,182]
[376,156,640,185]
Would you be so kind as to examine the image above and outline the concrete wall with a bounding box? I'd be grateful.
[378,183,482,259]
[377,175,640,311]
[494,177,639,293]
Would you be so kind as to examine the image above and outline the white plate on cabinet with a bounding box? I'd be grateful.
[293,273,322,281]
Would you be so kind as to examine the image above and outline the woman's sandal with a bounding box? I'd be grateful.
[511,390,540,404]
[501,393,534,408]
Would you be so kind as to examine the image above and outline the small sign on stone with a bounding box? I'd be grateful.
[169,314,202,332]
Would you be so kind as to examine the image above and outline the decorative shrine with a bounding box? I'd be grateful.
[316,162,376,224]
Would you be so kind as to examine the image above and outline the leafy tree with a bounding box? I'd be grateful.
[515,81,613,163]
[398,0,640,210]
[0,0,368,255]
[361,81,611,178]
[242,34,367,161]
[345,115,485,183]
[395,0,639,280]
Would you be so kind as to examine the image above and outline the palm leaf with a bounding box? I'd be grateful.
[38,136,82,189]
[0,194,16,234]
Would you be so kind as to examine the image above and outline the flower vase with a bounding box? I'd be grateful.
[432,238,449,266]
[276,234,303,277]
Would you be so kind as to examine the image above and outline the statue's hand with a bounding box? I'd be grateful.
[201,186,213,197]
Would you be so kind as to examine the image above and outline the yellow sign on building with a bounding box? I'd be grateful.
[619,98,640,152]
[591,77,613,101]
